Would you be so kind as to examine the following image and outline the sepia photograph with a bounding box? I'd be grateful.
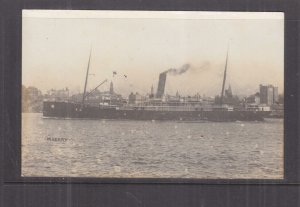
[22,10,284,179]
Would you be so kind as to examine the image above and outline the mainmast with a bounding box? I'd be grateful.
[82,48,92,106]
[220,46,229,106]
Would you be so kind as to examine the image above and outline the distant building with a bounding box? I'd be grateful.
[246,93,260,104]
[278,94,284,104]
[259,84,279,105]
[215,84,239,105]
[109,81,114,94]
[46,88,69,101]
[69,81,124,106]
[225,84,233,98]
[22,86,43,112]
[128,92,145,105]
[89,82,123,106]
[128,92,136,104]
[273,86,279,104]
[149,85,154,98]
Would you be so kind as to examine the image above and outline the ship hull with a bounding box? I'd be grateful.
[43,101,270,122]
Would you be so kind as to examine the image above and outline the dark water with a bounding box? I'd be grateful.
[22,113,283,179]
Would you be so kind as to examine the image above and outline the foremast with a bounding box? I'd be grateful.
[220,46,229,106]
[82,49,92,106]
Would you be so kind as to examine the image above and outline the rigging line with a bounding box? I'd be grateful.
[84,79,108,99]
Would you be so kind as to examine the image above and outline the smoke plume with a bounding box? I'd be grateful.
[162,62,212,76]
[164,64,191,75]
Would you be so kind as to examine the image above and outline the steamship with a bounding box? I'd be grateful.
[43,51,271,122]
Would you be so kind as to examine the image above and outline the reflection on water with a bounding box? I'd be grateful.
[22,113,283,179]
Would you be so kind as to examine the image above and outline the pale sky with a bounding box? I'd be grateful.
[22,10,284,97]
